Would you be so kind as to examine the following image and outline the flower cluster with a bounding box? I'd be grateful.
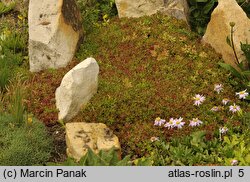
[152,83,248,141]
[154,117,204,130]
[164,117,185,129]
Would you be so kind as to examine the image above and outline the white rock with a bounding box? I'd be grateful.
[115,0,189,22]
[56,58,99,122]
[202,0,250,68]
[28,0,82,72]
[66,122,121,162]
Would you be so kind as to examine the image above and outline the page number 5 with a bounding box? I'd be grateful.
[238,169,244,177]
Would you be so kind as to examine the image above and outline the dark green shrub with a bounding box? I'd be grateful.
[77,0,117,34]
[0,114,52,166]
[237,0,250,17]
[188,0,218,35]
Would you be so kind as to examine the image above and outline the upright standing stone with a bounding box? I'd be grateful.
[55,58,99,122]
[202,0,250,68]
[115,0,189,22]
[28,0,83,72]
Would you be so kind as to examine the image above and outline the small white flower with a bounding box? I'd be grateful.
[211,106,219,112]
[214,84,223,94]
[193,94,205,106]
[150,137,159,142]
[236,89,249,99]
[229,103,241,113]
[219,127,228,134]
[164,118,176,129]
[154,117,166,126]
[222,98,230,105]
[189,118,203,127]
[231,159,238,166]
[175,117,185,129]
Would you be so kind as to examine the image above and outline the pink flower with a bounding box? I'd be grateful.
[214,84,223,94]
[229,103,241,113]
[154,117,166,126]
[236,89,249,99]
[231,159,238,166]
[219,127,228,134]
[211,106,219,112]
[150,137,160,142]
[193,94,205,106]
[175,117,185,129]
[164,118,176,129]
[189,118,203,127]
[222,98,230,105]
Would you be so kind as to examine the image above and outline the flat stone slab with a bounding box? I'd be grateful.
[66,122,121,161]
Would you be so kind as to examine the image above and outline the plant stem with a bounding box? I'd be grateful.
[230,26,240,66]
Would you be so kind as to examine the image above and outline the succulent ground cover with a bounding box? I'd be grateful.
[72,14,250,160]
[0,1,249,165]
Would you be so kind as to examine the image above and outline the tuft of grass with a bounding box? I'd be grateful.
[0,2,15,16]
[0,63,11,91]
[9,86,24,126]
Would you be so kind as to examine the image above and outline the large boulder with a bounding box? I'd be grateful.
[66,122,121,161]
[202,0,250,68]
[55,57,99,122]
[28,0,83,72]
[115,0,189,22]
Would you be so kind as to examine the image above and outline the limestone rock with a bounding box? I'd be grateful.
[55,57,99,122]
[66,122,121,161]
[28,0,83,72]
[115,0,189,22]
[202,0,250,68]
